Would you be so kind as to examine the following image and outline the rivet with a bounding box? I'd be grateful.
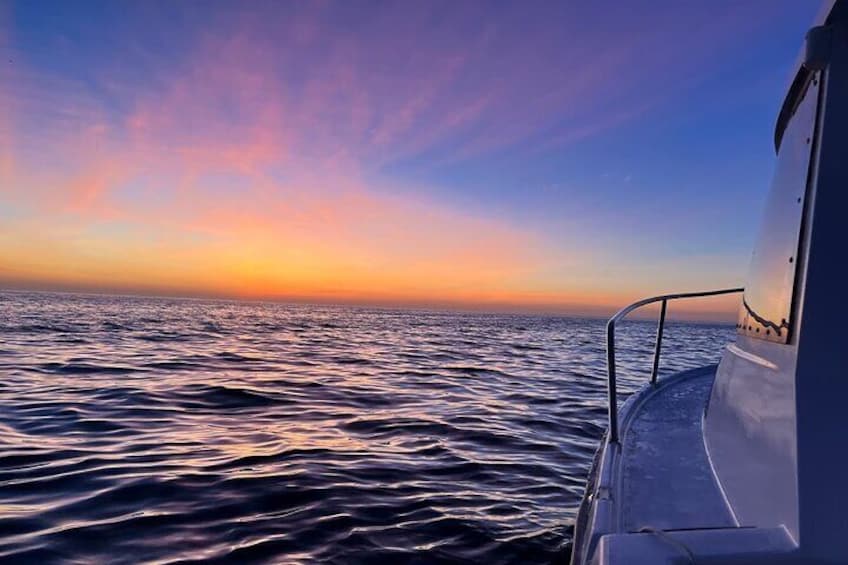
[766,329,771,335]
[797,197,802,203]
[789,257,794,263]
[806,137,811,144]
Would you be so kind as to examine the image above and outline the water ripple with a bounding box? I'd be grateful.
[0,291,733,563]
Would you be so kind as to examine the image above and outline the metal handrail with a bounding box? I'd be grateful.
[605,287,744,443]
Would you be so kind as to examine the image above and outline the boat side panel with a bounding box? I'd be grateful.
[704,45,824,541]
[570,436,605,565]
[705,337,798,538]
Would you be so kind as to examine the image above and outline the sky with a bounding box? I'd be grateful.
[0,1,821,319]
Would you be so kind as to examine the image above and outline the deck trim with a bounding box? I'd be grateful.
[726,343,779,370]
[701,408,742,527]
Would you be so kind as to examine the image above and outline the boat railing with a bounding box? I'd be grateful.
[605,288,744,443]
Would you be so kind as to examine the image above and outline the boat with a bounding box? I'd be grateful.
[571,1,848,563]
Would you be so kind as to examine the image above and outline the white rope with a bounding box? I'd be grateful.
[637,526,696,564]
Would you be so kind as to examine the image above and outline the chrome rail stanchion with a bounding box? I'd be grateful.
[650,300,667,386]
[604,288,743,445]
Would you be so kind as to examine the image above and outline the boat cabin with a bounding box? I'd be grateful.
[572,1,848,563]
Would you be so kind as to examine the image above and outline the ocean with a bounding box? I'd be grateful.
[0,291,734,564]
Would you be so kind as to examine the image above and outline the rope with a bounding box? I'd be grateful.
[637,526,696,564]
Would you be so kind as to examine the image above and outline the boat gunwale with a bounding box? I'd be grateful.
[570,364,719,564]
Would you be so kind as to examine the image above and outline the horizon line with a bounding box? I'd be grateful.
[0,281,739,325]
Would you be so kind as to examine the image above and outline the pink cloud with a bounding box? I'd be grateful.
[0,1,799,310]
[0,17,563,301]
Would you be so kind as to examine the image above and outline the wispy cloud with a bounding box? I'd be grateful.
[0,0,815,314]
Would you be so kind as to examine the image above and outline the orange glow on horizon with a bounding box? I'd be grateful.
[0,4,749,323]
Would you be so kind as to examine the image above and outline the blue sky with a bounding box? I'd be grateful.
[0,1,822,317]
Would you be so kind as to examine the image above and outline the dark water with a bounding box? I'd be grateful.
[0,291,734,564]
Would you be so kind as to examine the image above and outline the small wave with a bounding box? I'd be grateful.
[329,356,371,365]
[36,362,140,375]
[72,418,133,434]
[342,417,457,438]
[137,333,194,342]
[512,343,545,352]
[141,360,207,371]
[214,351,261,363]
[172,384,292,409]
[1,323,76,334]
[0,290,734,563]
[202,321,222,330]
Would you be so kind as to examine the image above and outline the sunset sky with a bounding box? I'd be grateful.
[0,1,820,318]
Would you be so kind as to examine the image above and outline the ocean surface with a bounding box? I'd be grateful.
[0,291,734,564]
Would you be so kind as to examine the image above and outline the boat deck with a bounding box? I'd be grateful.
[619,367,735,532]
